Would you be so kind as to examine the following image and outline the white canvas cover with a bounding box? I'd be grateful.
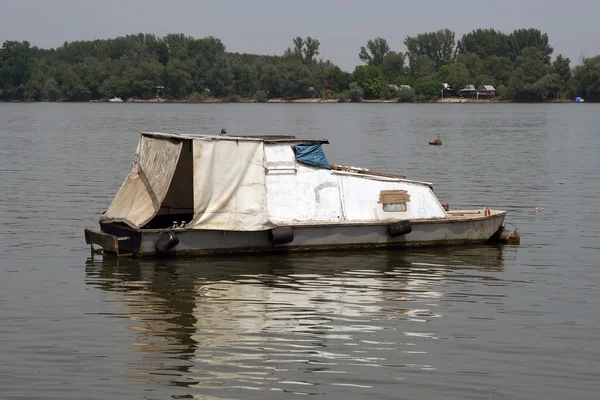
[188,139,273,231]
[101,135,183,228]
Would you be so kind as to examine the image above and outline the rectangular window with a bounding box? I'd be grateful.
[382,202,407,212]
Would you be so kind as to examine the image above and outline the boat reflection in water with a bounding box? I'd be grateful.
[85,246,511,397]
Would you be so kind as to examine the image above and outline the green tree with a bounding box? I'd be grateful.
[43,78,61,101]
[381,83,398,100]
[415,80,442,99]
[457,29,511,59]
[237,65,255,97]
[256,63,281,97]
[358,37,390,66]
[573,56,600,101]
[404,29,456,69]
[325,66,350,93]
[279,58,314,98]
[164,60,194,98]
[496,85,509,100]
[552,54,571,98]
[365,75,389,99]
[456,52,483,81]
[0,40,36,99]
[131,59,163,98]
[23,67,45,100]
[446,63,470,93]
[115,78,132,98]
[409,55,436,79]
[98,75,118,98]
[352,65,384,99]
[206,54,233,96]
[532,73,562,99]
[437,65,450,82]
[61,71,91,100]
[508,48,553,100]
[508,28,553,64]
[254,90,268,102]
[74,61,102,97]
[348,82,363,102]
[483,56,513,85]
[285,37,304,59]
[381,51,405,78]
[284,37,320,64]
[303,37,320,62]
[397,86,415,102]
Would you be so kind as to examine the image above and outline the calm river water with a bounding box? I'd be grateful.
[1,103,599,399]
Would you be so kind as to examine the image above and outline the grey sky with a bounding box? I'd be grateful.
[1,0,597,70]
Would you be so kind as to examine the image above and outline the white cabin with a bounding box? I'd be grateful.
[100,132,448,231]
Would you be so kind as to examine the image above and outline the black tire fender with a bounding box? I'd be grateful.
[155,230,180,253]
[269,226,294,245]
[388,220,412,237]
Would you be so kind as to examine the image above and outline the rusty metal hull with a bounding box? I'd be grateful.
[86,210,506,257]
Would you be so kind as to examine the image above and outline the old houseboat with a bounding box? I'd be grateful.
[84,131,517,257]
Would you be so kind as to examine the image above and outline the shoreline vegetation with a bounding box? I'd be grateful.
[6,95,576,104]
[2,28,599,104]
[90,97,574,104]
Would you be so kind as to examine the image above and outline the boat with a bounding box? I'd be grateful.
[84,131,518,257]
[108,96,123,103]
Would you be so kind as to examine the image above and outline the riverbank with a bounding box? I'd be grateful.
[125,97,343,103]
[108,97,578,104]
[115,96,498,104]
[6,97,579,104]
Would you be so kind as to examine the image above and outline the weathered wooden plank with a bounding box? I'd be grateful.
[84,229,119,253]
[378,190,410,204]
[330,164,406,179]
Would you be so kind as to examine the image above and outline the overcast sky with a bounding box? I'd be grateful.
[1,0,597,70]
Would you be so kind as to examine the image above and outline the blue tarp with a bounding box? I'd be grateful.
[293,142,331,169]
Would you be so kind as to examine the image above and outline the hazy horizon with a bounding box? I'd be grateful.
[1,0,598,70]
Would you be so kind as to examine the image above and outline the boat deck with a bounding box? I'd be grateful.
[446,209,506,220]
[251,210,506,230]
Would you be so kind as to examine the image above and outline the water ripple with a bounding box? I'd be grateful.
[1,103,599,399]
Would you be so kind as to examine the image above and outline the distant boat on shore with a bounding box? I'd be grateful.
[108,96,123,103]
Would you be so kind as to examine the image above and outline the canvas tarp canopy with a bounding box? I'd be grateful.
[101,133,274,231]
[187,139,273,231]
[101,135,183,228]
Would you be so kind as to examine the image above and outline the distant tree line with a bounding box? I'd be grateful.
[1,29,600,102]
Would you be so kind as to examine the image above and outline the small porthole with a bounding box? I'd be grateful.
[383,202,407,212]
